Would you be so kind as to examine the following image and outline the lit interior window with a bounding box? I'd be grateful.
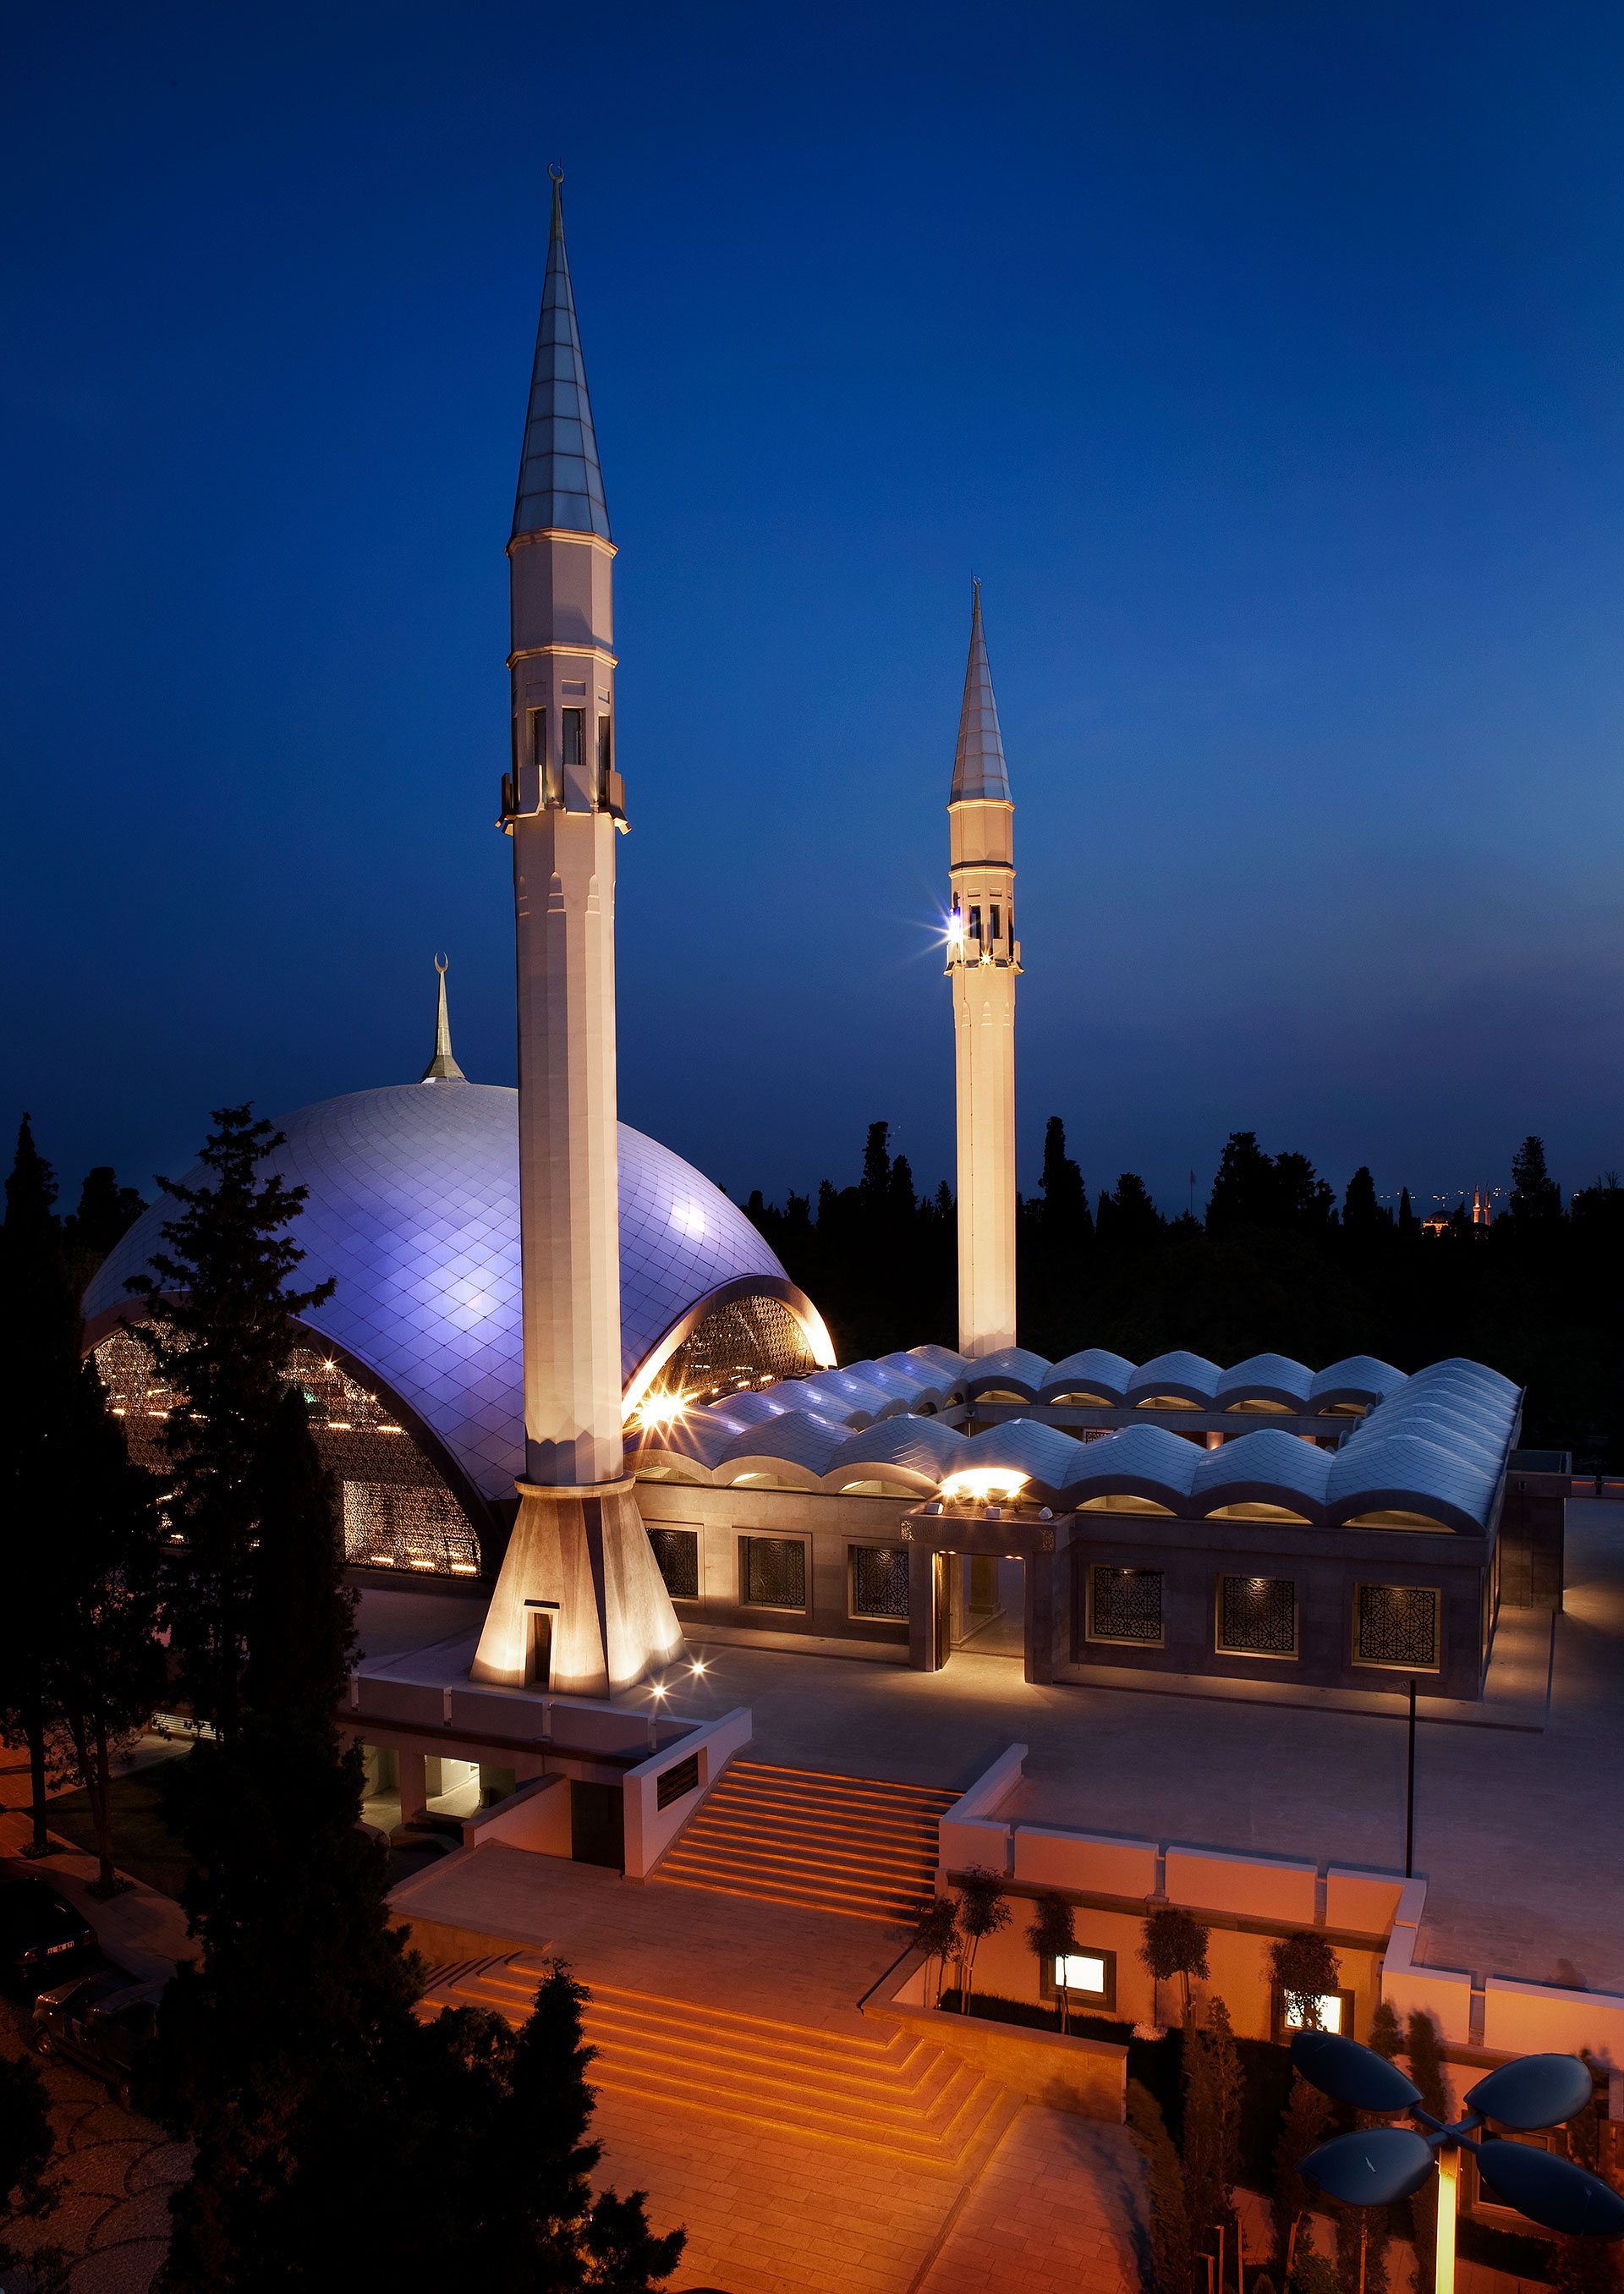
[1055,1954,1106,1994]
[1281,1992,1343,2033]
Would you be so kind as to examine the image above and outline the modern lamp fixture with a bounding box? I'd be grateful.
[1291,2029,1624,2294]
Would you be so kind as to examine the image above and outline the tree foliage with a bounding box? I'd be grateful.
[1182,1995,1242,2269]
[1270,1934,1341,2030]
[1026,1893,1078,2033]
[1271,2071,1332,2275]
[1140,1907,1210,2025]
[124,1104,334,1737]
[1128,2077,1192,2294]
[0,2050,60,2283]
[953,1867,1011,2010]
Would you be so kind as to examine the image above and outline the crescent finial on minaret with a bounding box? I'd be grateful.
[420,953,466,1082]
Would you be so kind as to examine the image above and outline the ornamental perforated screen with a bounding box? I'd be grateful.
[852,1545,909,1618]
[1356,1583,1440,1669]
[662,1294,818,1406]
[1218,1573,1297,1655]
[742,1535,806,1610]
[95,1330,483,1578]
[647,1526,700,1600]
[1090,1565,1164,1644]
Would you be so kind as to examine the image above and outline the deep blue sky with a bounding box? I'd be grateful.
[6,2,1624,1221]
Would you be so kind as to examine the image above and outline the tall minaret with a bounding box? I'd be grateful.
[945,583,1019,1358]
[472,170,683,1698]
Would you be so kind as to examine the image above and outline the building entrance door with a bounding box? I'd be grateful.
[932,1551,953,1668]
[952,1556,1026,1659]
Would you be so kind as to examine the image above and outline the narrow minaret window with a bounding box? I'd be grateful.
[945,580,1019,1359]
[596,713,612,803]
[562,708,584,770]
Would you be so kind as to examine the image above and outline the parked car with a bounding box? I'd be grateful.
[0,1877,96,1995]
[31,1969,162,2106]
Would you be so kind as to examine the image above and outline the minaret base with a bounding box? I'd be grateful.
[470,1478,684,1698]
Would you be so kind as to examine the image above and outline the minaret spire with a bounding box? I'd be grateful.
[950,581,1012,803]
[473,172,681,1699]
[512,167,611,543]
[420,955,466,1082]
[945,582,1020,1358]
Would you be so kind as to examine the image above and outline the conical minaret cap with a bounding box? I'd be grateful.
[949,582,1011,804]
[420,956,466,1083]
[512,170,612,543]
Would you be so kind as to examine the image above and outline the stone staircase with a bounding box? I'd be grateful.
[652,1760,956,1924]
[421,1952,1014,2171]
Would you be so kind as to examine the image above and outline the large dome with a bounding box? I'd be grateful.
[84,1080,829,1515]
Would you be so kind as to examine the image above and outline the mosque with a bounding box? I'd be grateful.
[83,173,1549,1715]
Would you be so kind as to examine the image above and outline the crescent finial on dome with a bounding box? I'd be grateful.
[420,953,466,1082]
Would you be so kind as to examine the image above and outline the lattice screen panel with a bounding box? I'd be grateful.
[1355,1583,1440,1669]
[1090,1565,1164,1644]
[852,1545,909,1618]
[1218,1573,1298,1655]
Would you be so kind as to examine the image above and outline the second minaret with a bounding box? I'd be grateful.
[946,583,1020,1358]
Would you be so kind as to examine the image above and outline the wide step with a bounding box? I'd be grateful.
[653,1760,954,1925]
[420,1956,1012,2170]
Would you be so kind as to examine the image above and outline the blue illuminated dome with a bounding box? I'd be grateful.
[84,1080,828,1521]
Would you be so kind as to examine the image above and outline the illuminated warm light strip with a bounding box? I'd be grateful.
[939,1466,1031,1504]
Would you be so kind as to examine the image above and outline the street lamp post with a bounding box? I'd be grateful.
[1289,2030,1624,2294]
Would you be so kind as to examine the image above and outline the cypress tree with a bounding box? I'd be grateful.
[1128,2077,1192,2294]
[1,1115,83,1857]
[125,1104,333,1737]
[47,1359,165,1895]
[1404,2012,1450,2294]
[1272,2072,1331,2274]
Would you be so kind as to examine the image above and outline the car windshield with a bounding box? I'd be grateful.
[64,1972,130,2012]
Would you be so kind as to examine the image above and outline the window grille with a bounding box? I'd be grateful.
[647,1526,700,1600]
[656,1753,700,1810]
[852,1545,909,1618]
[659,1294,818,1405]
[1089,1565,1164,1644]
[742,1536,806,1611]
[95,1331,482,1577]
[1355,1583,1440,1670]
[1218,1573,1297,1655]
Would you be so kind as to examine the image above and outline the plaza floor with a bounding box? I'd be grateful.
[549,1504,1621,1995]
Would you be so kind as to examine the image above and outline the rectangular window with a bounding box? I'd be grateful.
[851,1545,909,1619]
[741,1535,806,1611]
[1089,1565,1164,1645]
[562,707,584,769]
[596,713,612,800]
[646,1526,700,1601]
[1217,1573,1298,1657]
[1039,1946,1116,2010]
[990,904,1001,940]
[1275,1987,1356,2042]
[656,1753,700,1810]
[1354,1583,1440,1671]
[968,905,982,941]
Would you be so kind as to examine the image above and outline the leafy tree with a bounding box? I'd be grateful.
[1404,2011,1450,2294]
[1545,2054,1621,2294]
[1182,1996,1242,2280]
[911,1896,961,2010]
[1341,1168,1391,1238]
[1367,2000,1402,2062]
[1270,1933,1341,2030]
[1290,2253,1340,2294]
[1128,2077,1192,2294]
[1509,1134,1563,1227]
[1333,2201,1389,2294]
[1,1117,80,1858]
[0,2050,62,2286]
[124,1104,334,1737]
[47,1360,164,1894]
[1027,1893,1078,2033]
[1140,1907,1210,2025]
[1272,2071,1332,2273]
[954,1867,1011,2011]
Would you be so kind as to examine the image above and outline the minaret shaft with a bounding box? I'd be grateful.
[946,590,1019,1358]
[513,800,623,1482]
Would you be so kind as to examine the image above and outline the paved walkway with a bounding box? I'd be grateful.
[918,2112,1145,2294]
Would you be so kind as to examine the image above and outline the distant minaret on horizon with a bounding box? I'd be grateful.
[471,169,682,1698]
[945,583,1019,1358]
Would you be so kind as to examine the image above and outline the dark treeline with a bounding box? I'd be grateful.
[743,1123,1624,1468]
